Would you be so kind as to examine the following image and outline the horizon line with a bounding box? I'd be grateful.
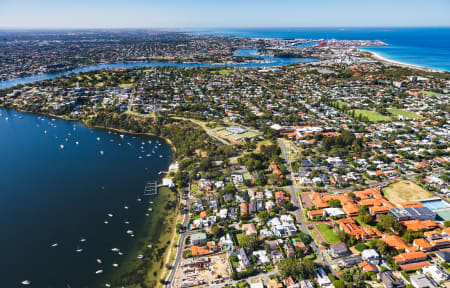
[0,25,450,31]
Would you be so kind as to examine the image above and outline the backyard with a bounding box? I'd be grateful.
[316,224,340,244]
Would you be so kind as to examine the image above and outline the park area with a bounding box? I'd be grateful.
[388,108,424,119]
[351,109,391,122]
[316,224,340,244]
[382,181,433,205]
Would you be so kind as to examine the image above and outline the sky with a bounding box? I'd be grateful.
[0,0,449,29]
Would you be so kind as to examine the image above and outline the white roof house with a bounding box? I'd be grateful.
[253,250,270,264]
[423,265,449,282]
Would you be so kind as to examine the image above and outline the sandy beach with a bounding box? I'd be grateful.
[362,49,444,73]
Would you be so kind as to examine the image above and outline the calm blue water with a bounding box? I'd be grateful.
[182,27,450,71]
[0,108,172,287]
[0,49,317,90]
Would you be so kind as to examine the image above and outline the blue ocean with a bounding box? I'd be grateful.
[182,27,450,71]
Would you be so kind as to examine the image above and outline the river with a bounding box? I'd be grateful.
[0,107,172,287]
[0,49,318,90]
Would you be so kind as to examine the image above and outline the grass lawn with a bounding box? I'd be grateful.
[420,91,442,96]
[316,224,340,244]
[351,109,391,122]
[211,69,233,75]
[190,183,198,194]
[388,108,424,120]
[236,233,246,246]
[383,181,433,205]
[125,110,155,118]
[332,101,349,109]
[119,83,134,87]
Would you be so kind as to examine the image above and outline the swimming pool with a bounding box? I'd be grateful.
[420,198,449,210]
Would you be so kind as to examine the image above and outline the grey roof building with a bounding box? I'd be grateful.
[378,271,406,288]
[389,207,436,221]
[410,274,439,288]
[329,242,349,258]
[190,232,207,245]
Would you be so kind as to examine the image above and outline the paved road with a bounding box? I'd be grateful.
[277,139,337,277]
[165,185,193,287]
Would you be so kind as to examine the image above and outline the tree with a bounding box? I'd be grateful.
[377,214,403,233]
[284,202,294,211]
[358,214,372,225]
[278,258,317,281]
[239,235,258,251]
[336,230,348,242]
[333,280,345,288]
[258,211,269,222]
[328,199,341,208]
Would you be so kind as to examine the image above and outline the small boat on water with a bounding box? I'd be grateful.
[124,221,130,225]
[112,263,119,267]
[137,198,142,202]
[159,155,163,158]
[44,130,47,134]
[97,258,102,264]
[148,208,152,211]
[95,270,103,275]
[108,213,113,217]
[80,238,87,242]
[118,251,124,255]
[51,243,58,247]
[120,134,124,139]
[60,144,64,149]
[96,137,100,141]
[137,254,144,259]
[105,284,111,287]
[21,280,31,285]
[124,205,128,210]
[75,141,79,145]
[126,230,134,235]
[100,150,104,155]
[111,248,120,252]
[104,221,109,224]
[75,246,83,253]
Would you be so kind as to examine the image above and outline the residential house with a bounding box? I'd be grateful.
[329,242,349,258]
[410,274,439,288]
[378,271,406,288]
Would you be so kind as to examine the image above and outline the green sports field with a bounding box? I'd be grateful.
[388,108,424,119]
[351,109,392,122]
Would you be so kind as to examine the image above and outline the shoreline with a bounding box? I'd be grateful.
[361,49,446,73]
